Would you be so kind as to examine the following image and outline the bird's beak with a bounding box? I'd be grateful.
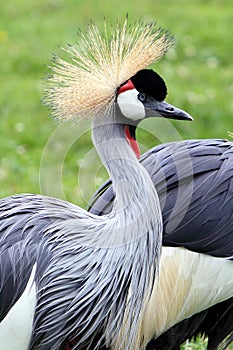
[144,98,193,121]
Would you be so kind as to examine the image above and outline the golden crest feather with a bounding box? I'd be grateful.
[44,18,173,121]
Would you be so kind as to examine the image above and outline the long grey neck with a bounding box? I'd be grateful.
[92,115,162,244]
[92,115,137,181]
[91,115,163,350]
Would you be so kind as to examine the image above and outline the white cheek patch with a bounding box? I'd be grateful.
[117,89,145,120]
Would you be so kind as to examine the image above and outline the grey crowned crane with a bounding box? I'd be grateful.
[0,19,194,350]
[0,19,232,350]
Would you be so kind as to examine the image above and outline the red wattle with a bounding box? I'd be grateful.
[125,125,140,159]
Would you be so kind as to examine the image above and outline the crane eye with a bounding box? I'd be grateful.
[137,93,147,102]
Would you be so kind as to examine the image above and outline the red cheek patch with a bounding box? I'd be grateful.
[118,79,135,95]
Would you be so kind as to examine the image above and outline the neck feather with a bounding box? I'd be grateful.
[91,115,163,350]
[92,115,162,241]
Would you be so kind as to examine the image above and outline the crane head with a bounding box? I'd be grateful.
[116,69,193,122]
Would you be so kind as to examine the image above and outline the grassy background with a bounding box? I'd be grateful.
[1,0,232,348]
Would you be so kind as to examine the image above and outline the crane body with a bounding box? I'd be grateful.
[0,81,191,350]
[0,116,161,350]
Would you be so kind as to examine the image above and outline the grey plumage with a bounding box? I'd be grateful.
[2,137,232,349]
[89,138,233,349]
[0,118,162,350]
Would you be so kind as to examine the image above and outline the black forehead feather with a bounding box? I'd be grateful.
[130,69,167,101]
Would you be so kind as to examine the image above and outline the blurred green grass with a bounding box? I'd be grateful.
[0,1,232,348]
